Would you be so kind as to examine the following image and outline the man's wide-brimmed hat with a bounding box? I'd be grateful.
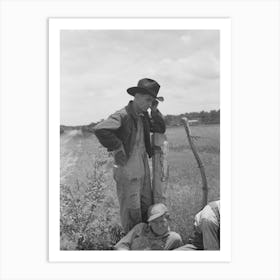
[147,203,168,222]
[127,78,164,102]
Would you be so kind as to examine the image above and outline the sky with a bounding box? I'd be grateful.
[60,30,220,125]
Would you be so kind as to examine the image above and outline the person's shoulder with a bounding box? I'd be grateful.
[208,200,220,211]
[110,107,128,118]
[111,106,126,115]
[132,222,148,233]
[134,222,147,230]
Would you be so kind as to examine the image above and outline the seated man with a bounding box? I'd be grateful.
[114,203,183,250]
[176,200,220,251]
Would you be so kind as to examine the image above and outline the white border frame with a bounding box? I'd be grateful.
[49,18,231,262]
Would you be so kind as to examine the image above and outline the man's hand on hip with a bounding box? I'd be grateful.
[113,146,127,166]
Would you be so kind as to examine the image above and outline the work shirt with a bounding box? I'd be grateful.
[94,101,166,159]
[194,200,220,228]
[186,200,220,250]
[114,223,182,250]
[123,115,146,179]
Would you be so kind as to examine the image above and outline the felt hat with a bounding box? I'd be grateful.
[127,78,164,102]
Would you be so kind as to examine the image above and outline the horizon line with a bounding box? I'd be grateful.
[61,108,220,127]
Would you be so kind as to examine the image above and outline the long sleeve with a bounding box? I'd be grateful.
[150,109,166,133]
[94,110,123,152]
[114,223,144,250]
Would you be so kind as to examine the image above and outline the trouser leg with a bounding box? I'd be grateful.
[140,157,153,223]
[114,167,142,233]
[200,218,220,250]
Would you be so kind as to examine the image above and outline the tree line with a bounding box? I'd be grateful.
[60,109,220,134]
[164,109,220,127]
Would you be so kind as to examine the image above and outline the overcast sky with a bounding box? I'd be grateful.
[60,30,219,125]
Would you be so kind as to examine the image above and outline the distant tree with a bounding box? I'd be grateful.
[164,109,220,127]
[61,110,220,131]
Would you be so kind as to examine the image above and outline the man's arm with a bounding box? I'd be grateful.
[94,110,123,152]
[150,109,166,133]
[149,100,166,133]
[114,223,143,250]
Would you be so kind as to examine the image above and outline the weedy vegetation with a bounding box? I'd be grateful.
[60,124,220,249]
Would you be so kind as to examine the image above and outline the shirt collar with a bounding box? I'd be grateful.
[126,101,145,119]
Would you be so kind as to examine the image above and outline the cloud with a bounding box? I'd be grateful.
[60,30,220,125]
[178,51,219,79]
[151,50,219,93]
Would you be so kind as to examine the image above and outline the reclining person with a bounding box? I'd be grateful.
[114,203,183,250]
[176,200,220,250]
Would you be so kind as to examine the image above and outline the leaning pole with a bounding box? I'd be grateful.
[152,132,169,204]
[182,117,208,209]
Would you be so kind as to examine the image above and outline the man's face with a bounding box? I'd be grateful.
[134,93,154,112]
[149,214,169,236]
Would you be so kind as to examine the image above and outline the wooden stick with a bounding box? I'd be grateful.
[182,117,208,209]
[152,133,169,204]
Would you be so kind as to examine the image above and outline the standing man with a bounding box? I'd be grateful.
[94,78,166,233]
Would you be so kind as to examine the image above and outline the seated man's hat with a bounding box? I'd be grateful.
[147,203,168,222]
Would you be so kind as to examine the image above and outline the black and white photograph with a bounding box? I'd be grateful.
[1,1,280,279]
[49,18,231,262]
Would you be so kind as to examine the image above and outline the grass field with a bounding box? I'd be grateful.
[165,125,220,240]
[60,124,220,249]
